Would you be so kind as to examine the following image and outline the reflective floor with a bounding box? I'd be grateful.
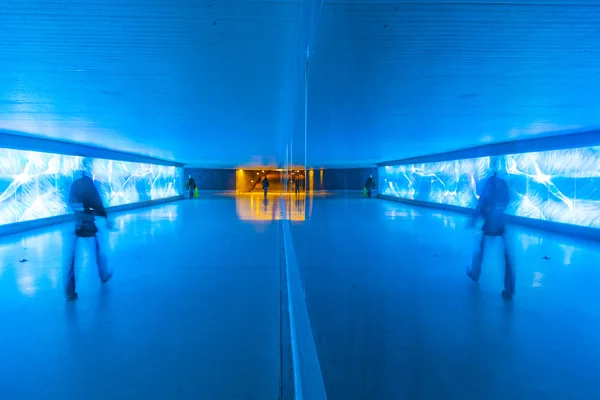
[229,191,331,222]
[2,193,600,399]
[0,195,281,400]
[289,195,600,400]
[232,192,309,222]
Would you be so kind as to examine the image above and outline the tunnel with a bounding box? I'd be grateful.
[1,1,600,399]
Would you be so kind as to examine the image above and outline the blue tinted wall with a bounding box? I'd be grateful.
[184,168,236,191]
[317,168,377,191]
[0,147,183,226]
[379,146,600,228]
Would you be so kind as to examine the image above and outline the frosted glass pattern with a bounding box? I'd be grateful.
[379,146,600,228]
[0,148,183,226]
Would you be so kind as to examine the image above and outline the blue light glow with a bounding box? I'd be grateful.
[379,146,600,228]
[0,148,183,226]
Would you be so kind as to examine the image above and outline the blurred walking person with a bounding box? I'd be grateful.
[185,175,196,199]
[364,174,375,198]
[65,159,114,300]
[466,170,515,299]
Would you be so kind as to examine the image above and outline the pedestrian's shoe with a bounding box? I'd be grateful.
[66,292,78,300]
[466,268,478,282]
[501,290,513,300]
[101,271,113,283]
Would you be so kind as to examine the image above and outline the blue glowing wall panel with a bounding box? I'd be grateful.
[0,148,183,226]
[379,146,600,228]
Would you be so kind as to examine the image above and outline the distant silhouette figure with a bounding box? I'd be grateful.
[364,174,375,198]
[185,175,196,199]
[466,172,515,299]
[262,177,270,198]
[65,161,114,300]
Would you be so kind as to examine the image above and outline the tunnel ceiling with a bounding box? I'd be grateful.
[307,0,600,167]
[0,0,302,168]
[2,0,599,168]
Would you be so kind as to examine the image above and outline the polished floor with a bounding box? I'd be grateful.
[0,196,281,400]
[289,194,600,400]
[2,193,600,399]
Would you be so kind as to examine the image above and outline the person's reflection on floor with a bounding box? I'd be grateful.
[295,193,303,216]
[262,176,270,198]
[64,158,115,300]
[466,169,515,299]
[263,196,269,215]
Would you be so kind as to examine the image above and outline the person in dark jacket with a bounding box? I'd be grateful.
[295,178,300,194]
[364,175,375,198]
[466,171,515,299]
[262,176,270,198]
[185,175,196,199]
[65,160,114,300]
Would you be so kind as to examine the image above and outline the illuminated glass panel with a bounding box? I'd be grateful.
[0,148,183,226]
[379,146,600,228]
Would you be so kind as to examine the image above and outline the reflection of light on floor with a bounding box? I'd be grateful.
[149,207,178,222]
[517,233,542,251]
[48,268,59,288]
[235,193,307,221]
[17,272,37,296]
[425,210,462,229]
[559,244,575,266]
[532,271,544,288]
[383,208,409,220]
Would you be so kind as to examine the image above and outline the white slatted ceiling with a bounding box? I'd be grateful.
[1,0,599,167]
[308,1,600,166]
[0,0,301,167]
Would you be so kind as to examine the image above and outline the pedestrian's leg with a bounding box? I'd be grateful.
[95,233,112,283]
[501,234,515,297]
[368,188,372,198]
[63,234,79,298]
[468,234,487,281]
